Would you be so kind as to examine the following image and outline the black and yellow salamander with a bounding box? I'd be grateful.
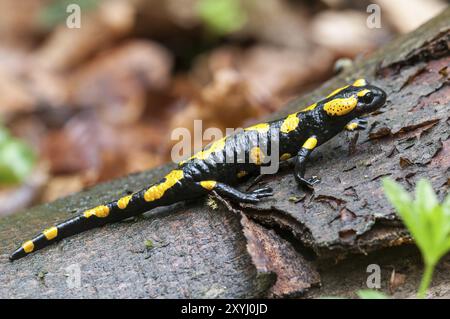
[10,79,386,261]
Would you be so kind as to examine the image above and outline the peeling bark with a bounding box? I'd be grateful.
[0,9,449,298]
[241,214,320,298]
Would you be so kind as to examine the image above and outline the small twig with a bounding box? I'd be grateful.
[211,190,242,216]
[347,131,360,156]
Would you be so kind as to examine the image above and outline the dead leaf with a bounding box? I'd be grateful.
[389,268,407,293]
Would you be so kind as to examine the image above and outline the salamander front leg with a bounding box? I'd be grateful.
[198,181,273,204]
[294,136,320,188]
[345,118,368,131]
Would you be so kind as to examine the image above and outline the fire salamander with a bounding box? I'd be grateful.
[10,79,386,261]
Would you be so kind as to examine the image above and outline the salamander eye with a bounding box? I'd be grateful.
[360,92,374,104]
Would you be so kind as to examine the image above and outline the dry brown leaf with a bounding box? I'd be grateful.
[311,10,390,56]
[69,40,173,125]
[33,0,136,71]
[375,0,447,34]
[41,174,85,203]
[0,0,47,47]
[389,269,407,293]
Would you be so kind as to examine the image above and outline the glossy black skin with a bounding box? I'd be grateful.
[10,81,386,261]
[179,83,386,188]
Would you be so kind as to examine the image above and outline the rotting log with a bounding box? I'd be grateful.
[0,9,449,298]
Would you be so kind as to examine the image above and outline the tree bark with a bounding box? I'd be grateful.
[1,9,449,298]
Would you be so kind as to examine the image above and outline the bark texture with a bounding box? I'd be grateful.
[1,9,449,298]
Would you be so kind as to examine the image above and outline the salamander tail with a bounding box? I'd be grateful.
[10,169,188,261]
[9,214,93,261]
[9,204,126,261]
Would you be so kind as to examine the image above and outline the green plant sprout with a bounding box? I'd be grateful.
[383,177,450,298]
[357,290,387,299]
[0,126,36,185]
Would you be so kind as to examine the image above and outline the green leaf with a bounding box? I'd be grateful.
[0,137,36,185]
[0,127,10,144]
[442,193,450,216]
[383,177,450,297]
[197,0,247,35]
[357,290,388,299]
[382,178,413,217]
[382,178,419,237]
[415,179,438,215]
[144,239,154,249]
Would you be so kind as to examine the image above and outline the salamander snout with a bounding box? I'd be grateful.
[370,86,387,108]
[357,85,387,114]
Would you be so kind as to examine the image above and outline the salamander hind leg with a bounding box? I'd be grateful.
[294,136,321,189]
[198,181,273,204]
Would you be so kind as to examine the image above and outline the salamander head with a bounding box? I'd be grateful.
[321,79,387,118]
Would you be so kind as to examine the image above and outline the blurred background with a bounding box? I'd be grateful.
[0,0,447,216]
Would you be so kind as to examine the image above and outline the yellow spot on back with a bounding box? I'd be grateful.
[280,113,300,133]
[200,180,217,190]
[326,85,349,98]
[237,170,248,178]
[303,137,318,150]
[250,147,264,165]
[353,79,367,87]
[84,205,110,218]
[186,138,226,163]
[323,96,357,116]
[144,170,184,202]
[43,227,58,240]
[118,195,132,209]
[357,89,370,97]
[300,103,317,112]
[244,123,270,133]
[280,153,291,161]
[22,240,34,253]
